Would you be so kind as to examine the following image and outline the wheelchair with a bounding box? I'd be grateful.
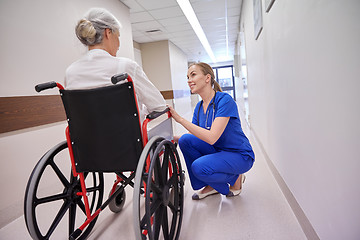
[24,73,185,240]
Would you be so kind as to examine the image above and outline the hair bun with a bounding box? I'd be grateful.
[75,19,97,45]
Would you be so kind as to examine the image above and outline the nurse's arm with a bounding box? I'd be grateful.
[179,117,229,145]
[168,105,229,145]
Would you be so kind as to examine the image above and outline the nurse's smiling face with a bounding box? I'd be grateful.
[187,65,211,94]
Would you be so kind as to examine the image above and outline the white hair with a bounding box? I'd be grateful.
[75,8,122,46]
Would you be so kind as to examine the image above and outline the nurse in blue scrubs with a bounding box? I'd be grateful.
[169,62,254,200]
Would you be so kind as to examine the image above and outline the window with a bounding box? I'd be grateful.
[213,65,236,100]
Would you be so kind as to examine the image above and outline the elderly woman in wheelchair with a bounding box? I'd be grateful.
[65,7,166,122]
[24,8,184,240]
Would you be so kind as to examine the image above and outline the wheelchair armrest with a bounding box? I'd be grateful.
[146,107,170,119]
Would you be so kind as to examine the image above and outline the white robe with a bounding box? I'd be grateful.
[65,49,166,122]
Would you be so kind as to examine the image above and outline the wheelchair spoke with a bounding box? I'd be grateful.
[161,148,170,185]
[150,181,162,195]
[36,192,68,205]
[166,174,177,188]
[168,205,178,238]
[167,201,177,214]
[76,199,87,215]
[86,186,102,193]
[154,205,164,240]
[50,160,70,187]
[140,216,147,230]
[89,190,97,212]
[44,200,71,239]
[69,203,76,235]
[154,155,164,187]
[150,198,162,216]
[161,206,170,240]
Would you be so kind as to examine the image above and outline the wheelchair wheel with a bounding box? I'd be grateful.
[133,136,184,240]
[108,185,126,213]
[24,141,104,240]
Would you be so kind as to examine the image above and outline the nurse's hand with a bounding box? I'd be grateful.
[168,105,183,123]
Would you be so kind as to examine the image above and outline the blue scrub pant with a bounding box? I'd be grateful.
[179,134,254,195]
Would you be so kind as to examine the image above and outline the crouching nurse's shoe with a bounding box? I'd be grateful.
[226,174,246,197]
[192,188,219,200]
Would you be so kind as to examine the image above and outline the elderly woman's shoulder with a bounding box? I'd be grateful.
[116,57,140,66]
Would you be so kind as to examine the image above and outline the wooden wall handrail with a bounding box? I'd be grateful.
[0,95,66,134]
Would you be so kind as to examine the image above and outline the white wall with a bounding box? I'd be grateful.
[140,40,191,134]
[168,41,193,134]
[140,40,172,91]
[169,41,188,93]
[0,0,133,227]
[240,0,360,239]
[0,0,133,97]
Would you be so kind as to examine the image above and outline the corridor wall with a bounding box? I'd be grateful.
[239,0,360,239]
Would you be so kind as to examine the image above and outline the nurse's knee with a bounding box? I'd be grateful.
[178,133,195,150]
[191,160,210,178]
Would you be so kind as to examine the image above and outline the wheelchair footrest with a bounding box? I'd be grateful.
[69,229,82,240]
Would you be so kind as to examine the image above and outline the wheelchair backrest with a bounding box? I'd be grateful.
[60,82,143,172]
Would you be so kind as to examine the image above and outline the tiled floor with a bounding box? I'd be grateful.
[0,101,307,240]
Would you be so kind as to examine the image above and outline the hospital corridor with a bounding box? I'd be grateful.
[0,0,359,240]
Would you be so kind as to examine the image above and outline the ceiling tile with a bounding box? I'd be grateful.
[165,24,192,33]
[132,20,163,31]
[120,0,145,13]
[135,0,178,10]
[148,6,184,19]
[158,16,189,27]
[171,30,196,38]
[130,11,155,23]
[132,35,153,43]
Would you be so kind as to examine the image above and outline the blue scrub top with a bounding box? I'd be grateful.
[192,91,255,159]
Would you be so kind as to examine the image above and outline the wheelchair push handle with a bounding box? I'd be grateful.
[111,73,129,84]
[146,107,170,119]
[35,81,64,92]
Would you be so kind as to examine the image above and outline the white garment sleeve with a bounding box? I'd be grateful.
[130,62,167,113]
